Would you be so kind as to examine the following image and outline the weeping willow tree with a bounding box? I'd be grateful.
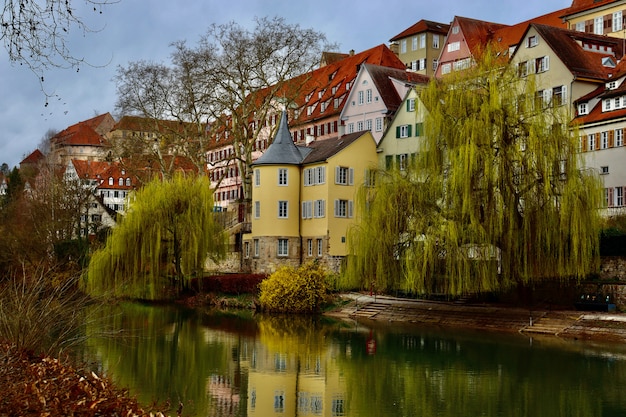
[85,174,226,300]
[344,49,603,296]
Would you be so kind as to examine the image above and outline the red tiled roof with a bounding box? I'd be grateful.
[71,159,111,179]
[52,115,110,147]
[389,19,450,42]
[455,16,509,56]
[20,149,45,165]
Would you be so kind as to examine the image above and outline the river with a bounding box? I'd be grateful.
[83,302,626,417]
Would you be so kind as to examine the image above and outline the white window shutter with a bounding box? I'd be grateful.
[349,168,354,185]
[348,200,354,218]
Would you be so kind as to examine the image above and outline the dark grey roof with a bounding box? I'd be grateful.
[253,111,311,166]
[302,131,371,165]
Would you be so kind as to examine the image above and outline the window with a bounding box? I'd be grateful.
[365,119,372,131]
[433,34,440,49]
[302,200,312,219]
[307,239,313,256]
[397,124,412,138]
[358,90,364,105]
[412,36,418,50]
[605,187,614,207]
[314,199,325,218]
[518,61,528,77]
[335,166,354,185]
[108,177,113,186]
[553,85,567,106]
[254,169,260,186]
[278,239,288,257]
[527,35,538,47]
[578,103,588,115]
[334,199,353,218]
[575,21,585,32]
[616,129,624,146]
[618,187,624,207]
[419,33,426,49]
[594,17,603,34]
[397,153,408,170]
[375,117,383,132]
[348,123,354,133]
[407,98,416,112]
[441,63,451,74]
[366,89,372,103]
[278,168,288,185]
[601,131,609,149]
[601,166,609,175]
[357,120,364,131]
[432,59,438,71]
[400,39,407,53]
[125,178,131,186]
[317,238,323,257]
[448,41,460,52]
[278,201,288,218]
[451,25,459,34]
[254,239,259,257]
[614,11,623,32]
[535,56,549,73]
[244,242,250,259]
[254,201,260,218]
[316,166,326,184]
[588,134,596,151]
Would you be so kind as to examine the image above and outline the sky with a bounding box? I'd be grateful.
[0,0,572,169]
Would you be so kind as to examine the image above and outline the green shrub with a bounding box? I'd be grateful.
[258,262,329,313]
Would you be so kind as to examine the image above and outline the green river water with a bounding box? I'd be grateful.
[83,302,626,417]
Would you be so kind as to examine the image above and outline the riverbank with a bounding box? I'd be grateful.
[0,342,174,416]
[326,292,626,343]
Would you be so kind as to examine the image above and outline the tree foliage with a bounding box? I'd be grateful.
[114,16,332,196]
[1,0,118,96]
[258,262,330,313]
[85,174,226,300]
[345,50,603,296]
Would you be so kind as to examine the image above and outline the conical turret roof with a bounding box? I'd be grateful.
[253,111,310,165]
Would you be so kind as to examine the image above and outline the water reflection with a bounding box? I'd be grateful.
[85,303,626,417]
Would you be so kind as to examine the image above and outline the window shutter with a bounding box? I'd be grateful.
[348,168,354,185]
[544,56,550,71]
[562,85,567,103]
[348,200,354,218]
[386,155,393,170]
[407,124,412,137]
[396,126,401,138]
[335,166,340,184]
[302,202,307,219]
[610,130,615,148]
[334,200,339,217]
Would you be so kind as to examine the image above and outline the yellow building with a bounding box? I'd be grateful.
[244,111,378,273]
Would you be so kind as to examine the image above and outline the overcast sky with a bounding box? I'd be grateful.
[0,0,571,169]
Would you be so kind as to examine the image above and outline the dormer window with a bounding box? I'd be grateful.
[118,178,124,186]
[108,177,113,186]
[578,103,588,115]
[603,57,616,68]
[608,81,618,90]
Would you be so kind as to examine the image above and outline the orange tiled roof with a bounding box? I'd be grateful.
[389,19,450,42]
[491,8,569,54]
[564,0,619,16]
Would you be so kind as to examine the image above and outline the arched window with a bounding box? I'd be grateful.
[118,178,124,186]
[126,178,131,186]
[108,177,113,186]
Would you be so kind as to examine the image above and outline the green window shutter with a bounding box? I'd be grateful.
[385,155,393,170]
[407,124,412,137]
[396,126,401,138]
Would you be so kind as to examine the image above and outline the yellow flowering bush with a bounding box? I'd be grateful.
[258,262,329,313]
